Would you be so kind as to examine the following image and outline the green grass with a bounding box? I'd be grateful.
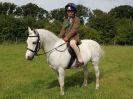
[0,44,133,99]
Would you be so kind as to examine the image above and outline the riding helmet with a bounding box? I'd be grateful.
[65,3,77,12]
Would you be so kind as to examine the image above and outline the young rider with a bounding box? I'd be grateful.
[59,3,84,67]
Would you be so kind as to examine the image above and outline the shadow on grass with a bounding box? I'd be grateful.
[47,71,96,91]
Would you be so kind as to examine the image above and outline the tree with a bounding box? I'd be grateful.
[50,8,65,21]
[0,2,2,14]
[109,5,133,19]
[116,18,133,45]
[37,7,49,19]
[21,3,49,20]
[77,4,89,17]
[87,9,116,44]
[79,25,100,42]
[14,7,23,17]
[21,3,39,17]
[1,2,16,15]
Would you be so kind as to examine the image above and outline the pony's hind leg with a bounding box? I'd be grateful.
[92,60,100,90]
[82,65,89,87]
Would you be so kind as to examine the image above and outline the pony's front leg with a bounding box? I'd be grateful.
[58,67,65,95]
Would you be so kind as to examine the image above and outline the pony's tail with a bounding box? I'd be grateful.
[99,46,104,59]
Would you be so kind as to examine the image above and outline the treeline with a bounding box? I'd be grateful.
[0,2,133,45]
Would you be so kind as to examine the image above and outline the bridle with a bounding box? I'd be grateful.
[27,30,67,56]
[27,30,40,56]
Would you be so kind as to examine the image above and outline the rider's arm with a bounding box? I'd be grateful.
[58,20,67,38]
[59,26,65,38]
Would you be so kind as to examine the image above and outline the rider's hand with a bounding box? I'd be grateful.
[63,37,68,42]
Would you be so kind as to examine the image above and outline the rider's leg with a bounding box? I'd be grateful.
[70,40,83,63]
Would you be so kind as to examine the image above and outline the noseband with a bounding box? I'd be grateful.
[27,30,40,55]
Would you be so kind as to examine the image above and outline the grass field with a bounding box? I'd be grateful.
[0,44,133,99]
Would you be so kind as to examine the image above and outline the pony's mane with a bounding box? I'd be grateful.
[37,29,59,41]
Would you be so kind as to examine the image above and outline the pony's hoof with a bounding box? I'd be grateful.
[95,86,99,90]
[60,92,64,95]
[82,84,87,87]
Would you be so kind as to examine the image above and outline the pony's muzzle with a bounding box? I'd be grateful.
[26,55,34,60]
[28,56,34,60]
[25,54,34,60]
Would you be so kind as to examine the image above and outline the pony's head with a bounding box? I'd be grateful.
[25,27,40,60]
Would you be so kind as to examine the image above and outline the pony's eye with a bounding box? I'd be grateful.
[33,42,37,44]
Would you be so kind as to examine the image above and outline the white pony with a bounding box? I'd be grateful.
[25,27,103,95]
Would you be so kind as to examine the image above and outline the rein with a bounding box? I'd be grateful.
[43,42,67,55]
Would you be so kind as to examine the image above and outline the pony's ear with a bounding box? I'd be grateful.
[28,27,32,35]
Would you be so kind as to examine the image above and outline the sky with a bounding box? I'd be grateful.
[0,0,133,12]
